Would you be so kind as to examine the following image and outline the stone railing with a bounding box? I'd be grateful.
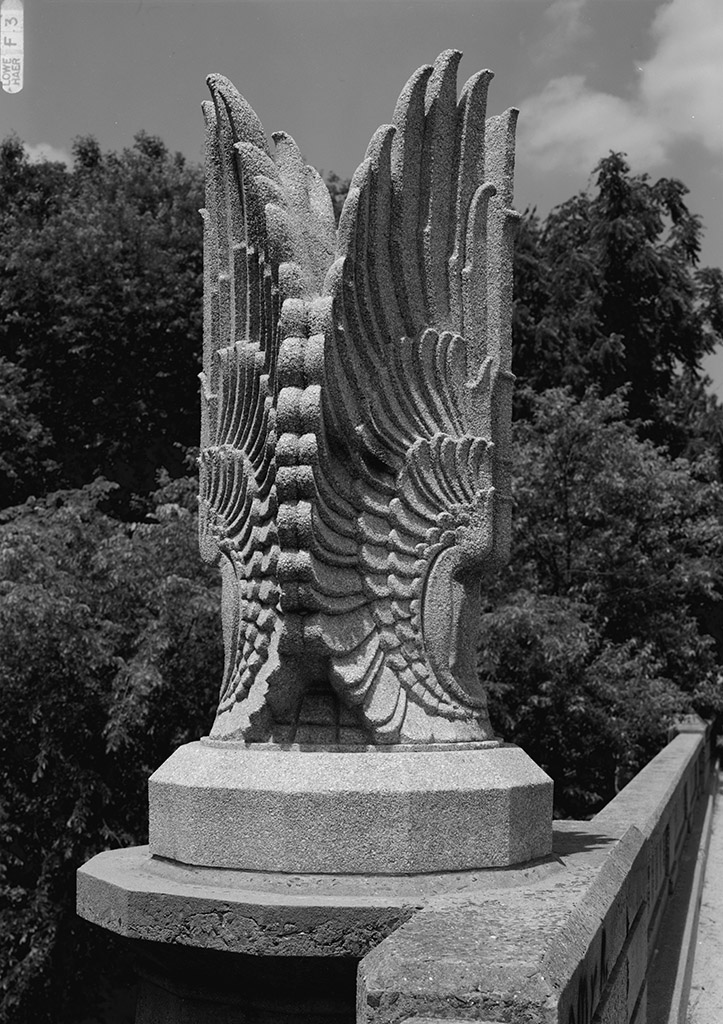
[78,718,714,1023]
[359,717,715,1024]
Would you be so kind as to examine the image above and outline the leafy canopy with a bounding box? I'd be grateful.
[1,139,723,1019]
[482,388,723,815]
[0,133,204,509]
[513,153,723,440]
[0,479,221,1022]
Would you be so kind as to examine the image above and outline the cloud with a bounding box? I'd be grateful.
[520,76,667,173]
[536,0,591,62]
[24,142,72,167]
[642,0,723,153]
[519,0,723,173]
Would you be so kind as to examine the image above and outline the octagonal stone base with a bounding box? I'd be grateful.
[76,840,562,1022]
[149,740,553,873]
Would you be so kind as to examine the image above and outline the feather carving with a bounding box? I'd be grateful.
[199,52,519,745]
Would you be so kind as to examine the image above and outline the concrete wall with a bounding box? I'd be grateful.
[359,720,714,1024]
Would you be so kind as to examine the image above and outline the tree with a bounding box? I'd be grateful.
[320,170,349,225]
[0,136,70,225]
[482,388,723,815]
[0,478,222,1023]
[513,154,723,440]
[0,358,59,502]
[0,133,204,509]
[1,137,722,1015]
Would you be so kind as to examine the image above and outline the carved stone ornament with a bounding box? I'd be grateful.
[199,50,519,747]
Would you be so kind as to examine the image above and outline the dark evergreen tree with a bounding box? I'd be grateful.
[512,153,723,448]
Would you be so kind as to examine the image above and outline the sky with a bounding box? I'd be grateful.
[2,0,722,392]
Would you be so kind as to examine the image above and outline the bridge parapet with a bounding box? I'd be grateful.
[360,718,714,1024]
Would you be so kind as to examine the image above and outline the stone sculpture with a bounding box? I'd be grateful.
[78,57,551,950]
[199,49,519,747]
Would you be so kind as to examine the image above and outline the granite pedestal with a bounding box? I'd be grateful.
[149,740,552,873]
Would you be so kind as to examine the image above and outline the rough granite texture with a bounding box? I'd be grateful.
[148,741,552,873]
[357,724,710,1024]
[77,728,710,1022]
[77,846,418,959]
[198,50,520,745]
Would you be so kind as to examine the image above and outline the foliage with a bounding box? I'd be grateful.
[0,479,221,1023]
[0,136,722,1014]
[512,153,723,443]
[320,170,349,225]
[0,357,59,500]
[0,133,204,509]
[482,388,723,815]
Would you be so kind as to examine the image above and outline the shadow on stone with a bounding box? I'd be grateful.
[133,941,357,1024]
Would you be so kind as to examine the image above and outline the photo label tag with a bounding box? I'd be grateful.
[1,0,23,95]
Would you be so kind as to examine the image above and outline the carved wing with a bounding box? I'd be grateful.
[199,53,518,747]
[198,75,336,720]
[317,50,520,743]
